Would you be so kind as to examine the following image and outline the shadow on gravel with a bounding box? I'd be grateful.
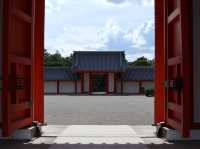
[1,140,200,149]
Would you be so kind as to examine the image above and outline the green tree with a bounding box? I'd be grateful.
[44,50,72,67]
[129,56,153,66]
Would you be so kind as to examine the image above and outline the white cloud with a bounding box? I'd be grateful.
[104,0,154,6]
[45,25,105,56]
[99,19,132,50]
[95,0,131,7]
[45,19,155,61]
[99,19,155,60]
[45,0,154,61]
[45,0,68,13]
[130,20,155,49]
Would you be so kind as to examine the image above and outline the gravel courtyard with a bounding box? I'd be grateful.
[45,95,154,125]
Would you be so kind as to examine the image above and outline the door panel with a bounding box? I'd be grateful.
[2,0,35,136]
[165,0,192,137]
[0,0,3,125]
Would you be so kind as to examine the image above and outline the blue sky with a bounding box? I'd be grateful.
[45,0,155,61]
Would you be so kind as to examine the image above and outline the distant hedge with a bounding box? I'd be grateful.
[145,89,154,97]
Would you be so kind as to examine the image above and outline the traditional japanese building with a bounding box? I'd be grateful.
[44,51,154,95]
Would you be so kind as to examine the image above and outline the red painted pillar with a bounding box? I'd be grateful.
[81,73,84,94]
[75,80,77,94]
[89,73,91,94]
[121,79,123,94]
[114,73,117,94]
[57,81,60,94]
[139,81,142,94]
[154,0,165,124]
[106,73,109,94]
[34,0,45,123]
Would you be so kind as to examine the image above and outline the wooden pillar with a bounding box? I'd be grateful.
[106,73,109,94]
[57,80,59,94]
[121,79,123,95]
[34,0,45,123]
[139,81,142,94]
[89,73,92,94]
[75,80,77,94]
[114,73,117,94]
[81,73,84,94]
[154,0,165,124]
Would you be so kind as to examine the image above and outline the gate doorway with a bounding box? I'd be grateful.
[91,74,108,94]
[1,0,199,138]
[41,0,155,128]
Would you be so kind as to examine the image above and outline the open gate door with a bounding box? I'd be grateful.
[2,0,35,136]
[165,0,192,137]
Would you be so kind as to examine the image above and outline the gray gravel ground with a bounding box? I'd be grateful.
[44,95,154,125]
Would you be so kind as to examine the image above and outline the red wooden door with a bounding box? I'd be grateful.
[165,0,192,137]
[2,0,35,136]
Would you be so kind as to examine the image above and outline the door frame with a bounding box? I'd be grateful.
[33,0,45,124]
[1,0,197,137]
[154,0,166,124]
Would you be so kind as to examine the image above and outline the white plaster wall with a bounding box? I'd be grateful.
[193,0,200,123]
[116,81,121,94]
[0,0,3,123]
[77,81,81,93]
[44,81,57,94]
[59,81,75,94]
[123,82,139,94]
[141,82,154,90]
[83,73,89,93]
[108,73,114,93]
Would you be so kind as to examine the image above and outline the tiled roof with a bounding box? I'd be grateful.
[72,51,127,72]
[44,67,154,81]
[122,67,154,81]
[44,67,78,81]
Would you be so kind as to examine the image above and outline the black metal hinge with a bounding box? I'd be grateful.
[0,77,26,92]
[164,77,183,91]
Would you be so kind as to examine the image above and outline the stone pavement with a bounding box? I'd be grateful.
[1,125,200,149]
[45,95,154,125]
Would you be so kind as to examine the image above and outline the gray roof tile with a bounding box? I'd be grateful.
[44,67,78,81]
[72,51,127,72]
[122,67,154,81]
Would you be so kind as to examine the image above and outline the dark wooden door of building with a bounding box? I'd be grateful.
[91,74,107,93]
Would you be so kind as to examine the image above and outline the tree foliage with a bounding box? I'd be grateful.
[44,50,154,67]
[129,56,154,66]
[44,49,72,67]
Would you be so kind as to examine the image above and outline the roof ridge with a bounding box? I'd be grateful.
[73,51,125,53]
[45,67,72,69]
[127,66,154,69]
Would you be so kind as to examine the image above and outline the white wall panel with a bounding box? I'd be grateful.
[44,81,57,94]
[123,82,139,94]
[0,0,3,123]
[193,0,200,123]
[116,81,121,94]
[108,73,114,93]
[77,81,81,93]
[83,73,89,92]
[59,82,75,93]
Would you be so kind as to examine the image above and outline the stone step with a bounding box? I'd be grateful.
[0,125,42,140]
